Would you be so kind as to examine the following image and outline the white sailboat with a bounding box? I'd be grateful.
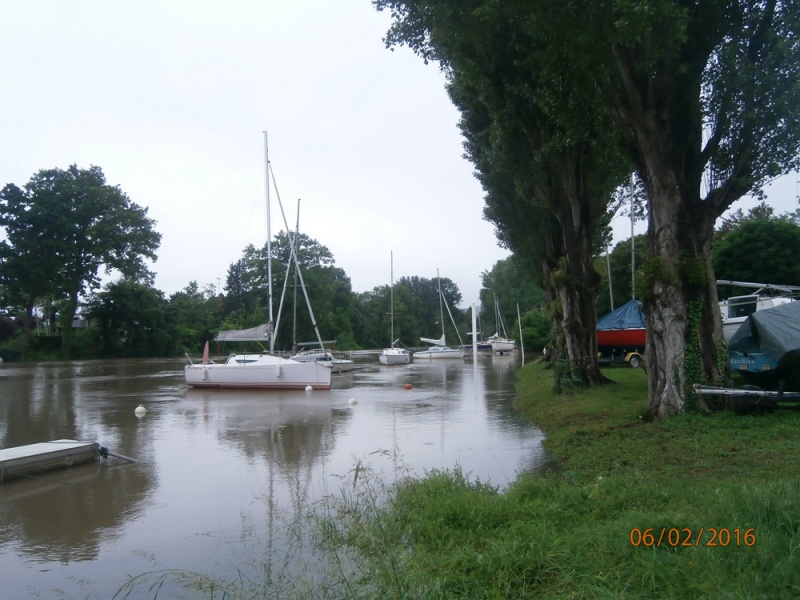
[379,251,411,365]
[488,292,516,354]
[413,272,465,360]
[184,132,331,390]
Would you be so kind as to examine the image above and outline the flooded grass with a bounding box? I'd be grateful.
[310,363,800,598]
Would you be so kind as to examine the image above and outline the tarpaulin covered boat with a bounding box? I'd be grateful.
[596,299,646,367]
[728,300,800,391]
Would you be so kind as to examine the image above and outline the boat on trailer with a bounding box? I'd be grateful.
[718,280,800,342]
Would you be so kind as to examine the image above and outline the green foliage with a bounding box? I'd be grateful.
[714,215,800,286]
[480,256,546,341]
[640,254,675,305]
[519,307,550,352]
[167,282,227,354]
[682,300,705,413]
[0,164,161,358]
[89,280,176,358]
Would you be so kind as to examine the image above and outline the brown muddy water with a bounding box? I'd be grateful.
[0,352,548,598]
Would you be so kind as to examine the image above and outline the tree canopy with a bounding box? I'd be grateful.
[0,165,161,357]
[375,0,633,388]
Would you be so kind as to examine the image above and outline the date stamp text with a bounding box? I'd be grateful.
[629,527,756,547]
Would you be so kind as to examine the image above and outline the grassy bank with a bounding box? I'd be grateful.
[316,363,800,599]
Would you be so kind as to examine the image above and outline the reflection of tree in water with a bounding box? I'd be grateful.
[0,360,167,565]
[206,397,352,590]
[0,461,153,563]
[215,398,351,512]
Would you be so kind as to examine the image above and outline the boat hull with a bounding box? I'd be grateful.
[379,349,411,365]
[185,355,331,390]
[491,339,515,353]
[413,347,465,360]
[596,328,646,349]
[290,350,355,373]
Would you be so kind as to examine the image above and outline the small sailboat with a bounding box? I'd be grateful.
[413,271,465,360]
[488,293,516,355]
[379,251,411,365]
[184,132,331,390]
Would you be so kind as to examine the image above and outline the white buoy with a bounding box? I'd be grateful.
[348,398,357,405]
[134,404,147,418]
[305,385,313,392]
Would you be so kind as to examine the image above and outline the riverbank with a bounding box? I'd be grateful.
[318,361,800,598]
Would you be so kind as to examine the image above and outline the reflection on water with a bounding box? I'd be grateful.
[0,354,547,598]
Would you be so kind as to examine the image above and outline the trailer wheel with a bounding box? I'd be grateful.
[732,385,764,416]
[628,354,642,369]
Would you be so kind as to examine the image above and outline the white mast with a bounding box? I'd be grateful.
[389,251,395,345]
[263,131,274,352]
[437,268,445,338]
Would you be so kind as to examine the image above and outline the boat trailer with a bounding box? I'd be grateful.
[693,383,800,416]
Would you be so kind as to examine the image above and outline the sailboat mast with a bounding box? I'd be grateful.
[437,268,445,337]
[389,251,395,344]
[292,199,300,352]
[263,131,274,352]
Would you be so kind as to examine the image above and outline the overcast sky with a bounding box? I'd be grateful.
[2,1,797,308]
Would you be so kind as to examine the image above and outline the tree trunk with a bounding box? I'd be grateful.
[60,293,79,360]
[20,298,35,359]
[643,171,723,416]
[546,188,606,389]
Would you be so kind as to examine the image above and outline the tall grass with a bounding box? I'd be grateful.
[313,363,800,598]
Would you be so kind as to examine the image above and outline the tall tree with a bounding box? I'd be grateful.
[574,0,800,414]
[376,0,632,388]
[378,0,800,413]
[0,165,161,357]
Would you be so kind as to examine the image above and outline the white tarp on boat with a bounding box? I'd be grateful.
[420,334,446,346]
[215,323,273,342]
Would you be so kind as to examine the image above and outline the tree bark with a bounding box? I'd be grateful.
[640,161,722,416]
[545,181,606,389]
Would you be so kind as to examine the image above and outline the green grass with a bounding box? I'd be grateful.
[314,363,800,599]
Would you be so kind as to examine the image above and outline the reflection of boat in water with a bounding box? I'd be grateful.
[727,301,800,391]
[718,280,800,342]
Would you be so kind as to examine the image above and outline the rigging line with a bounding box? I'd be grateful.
[268,162,326,350]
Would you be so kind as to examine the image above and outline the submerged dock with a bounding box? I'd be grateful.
[0,439,99,483]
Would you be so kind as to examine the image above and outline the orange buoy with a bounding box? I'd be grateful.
[404,383,412,390]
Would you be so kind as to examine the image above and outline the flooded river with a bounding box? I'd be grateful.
[0,352,547,598]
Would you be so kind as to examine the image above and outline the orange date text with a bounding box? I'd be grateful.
[629,527,756,547]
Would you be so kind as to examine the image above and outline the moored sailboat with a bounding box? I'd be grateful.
[379,252,411,365]
[184,132,331,390]
[413,271,465,360]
